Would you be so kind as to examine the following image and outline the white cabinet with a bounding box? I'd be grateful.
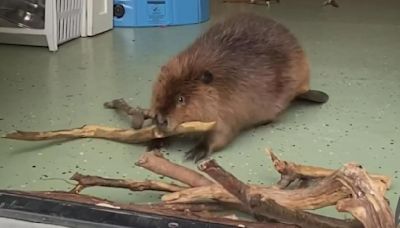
[0,0,83,51]
[0,0,114,51]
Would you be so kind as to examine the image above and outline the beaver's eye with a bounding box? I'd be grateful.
[177,95,185,105]
[201,70,213,84]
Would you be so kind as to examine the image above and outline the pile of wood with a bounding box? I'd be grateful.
[2,99,395,228]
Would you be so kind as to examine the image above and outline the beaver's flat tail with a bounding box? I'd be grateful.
[296,90,329,103]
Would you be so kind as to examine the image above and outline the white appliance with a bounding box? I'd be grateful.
[0,0,113,51]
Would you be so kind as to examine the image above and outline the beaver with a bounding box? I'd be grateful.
[149,13,329,162]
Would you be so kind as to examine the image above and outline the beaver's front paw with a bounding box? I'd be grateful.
[184,142,210,163]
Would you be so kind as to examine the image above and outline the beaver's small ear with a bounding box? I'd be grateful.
[200,70,213,84]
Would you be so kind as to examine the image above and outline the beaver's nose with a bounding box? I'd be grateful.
[155,114,168,127]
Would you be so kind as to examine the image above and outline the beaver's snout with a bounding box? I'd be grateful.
[155,114,168,129]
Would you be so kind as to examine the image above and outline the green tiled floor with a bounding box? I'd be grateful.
[0,0,399,219]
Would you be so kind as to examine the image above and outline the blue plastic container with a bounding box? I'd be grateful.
[113,0,210,27]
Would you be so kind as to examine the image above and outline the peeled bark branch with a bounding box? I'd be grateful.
[136,151,214,187]
[2,122,216,144]
[2,99,215,143]
[69,172,186,194]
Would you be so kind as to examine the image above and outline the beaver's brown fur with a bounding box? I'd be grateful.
[149,13,328,161]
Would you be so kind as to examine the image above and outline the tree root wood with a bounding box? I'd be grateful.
[198,159,363,228]
[335,163,395,228]
[267,149,391,192]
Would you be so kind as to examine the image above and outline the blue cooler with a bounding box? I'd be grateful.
[113,0,210,27]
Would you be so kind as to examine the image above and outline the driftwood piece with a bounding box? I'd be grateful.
[198,159,362,228]
[69,172,186,194]
[162,172,350,210]
[2,121,216,144]
[267,149,391,191]
[135,151,214,187]
[2,190,286,228]
[335,163,395,228]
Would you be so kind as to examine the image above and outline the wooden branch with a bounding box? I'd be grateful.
[2,121,216,144]
[267,149,391,192]
[2,190,285,228]
[335,163,395,228]
[136,151,214,187]
[198,160,248,204]
[198,159,362,228]
[69,172,186,194]
[103,98,151,129]
[162,176,349,210]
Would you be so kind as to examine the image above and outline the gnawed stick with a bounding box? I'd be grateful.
[198,159,362,228]
[267,149,391,191]
[136,151,214,187]
[2,121,216,144]
[69,172,186,194]
[2,190,285,228]
[335,163,395,228]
